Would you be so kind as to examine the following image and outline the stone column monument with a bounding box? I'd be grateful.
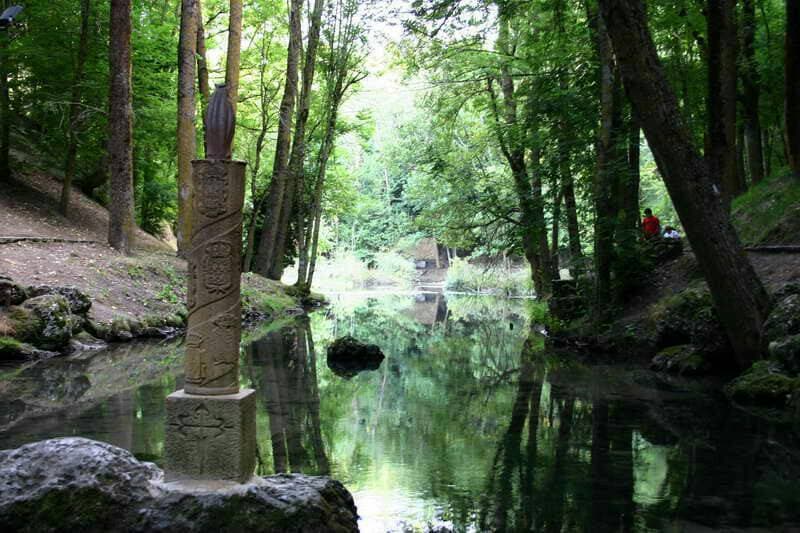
[164,85,255,484]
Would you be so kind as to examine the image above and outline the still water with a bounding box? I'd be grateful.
[1,293,799,532]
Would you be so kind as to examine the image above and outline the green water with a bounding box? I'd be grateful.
[1,293,798,532]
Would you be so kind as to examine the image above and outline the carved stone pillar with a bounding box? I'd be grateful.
[184,159,246,395]
[164,85,255,485]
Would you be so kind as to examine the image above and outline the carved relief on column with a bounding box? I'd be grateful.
[185,159,247,395]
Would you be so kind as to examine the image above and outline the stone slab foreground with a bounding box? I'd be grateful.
[165,388,256,483]
[0,437,358,533]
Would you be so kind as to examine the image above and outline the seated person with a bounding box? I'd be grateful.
[663,226,681,239]
[641,208,661,239]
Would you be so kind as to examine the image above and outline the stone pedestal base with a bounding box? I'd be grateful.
[164,388,256,483]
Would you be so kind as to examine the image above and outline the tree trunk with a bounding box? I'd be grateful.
[599,0,771,369]
[592,10,618,306]
[303,106,338,287]
[707,0,740,205]
[196,0,210,155]
[562,173,582,276]
[623,118,640,231]
[0,1,10,183]
[270,0,325,282]
[254,0,302,276]
[742,0,764,184]
[786,0,800,176]
[176,0,197,255]
[490,10,552,298]
[60,0,92,216]
[108,0,135,255]
[225,0,242,118]
[551,185,562,277]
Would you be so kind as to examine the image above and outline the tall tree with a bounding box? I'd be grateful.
[0,0,10,183]
[243,33,280,273]
[487,4,552,298]
[254,0,303,277]
[598,0,771,369]
[707,0,740,205]
[270,0,326,282]
[591,9,619,305]
[741,0,764,184]
[786,0,800,176]
[108,0,135,254]
[196,0,210,153]
[59,0,92,215]
[176,0,197,254]
[225,0,242,118]
[300,0,366,287]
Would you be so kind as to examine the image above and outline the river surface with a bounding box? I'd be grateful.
[1,293,799,532]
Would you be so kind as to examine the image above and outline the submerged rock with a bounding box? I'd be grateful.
[327,335,385,379]
[0,437,359,533]
[67,331,108,354]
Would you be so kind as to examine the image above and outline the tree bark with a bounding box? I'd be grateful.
[270,0,326,282]
[60,0,92,215]
[196,0,210,155]
[108,0,135,255]
[742,0,764,184]
[786,0,800,176]
[599,0,771,369]
[254,0,302,276]
[225,0,242,118]
[176,0,197,255]
[707,0,740,205]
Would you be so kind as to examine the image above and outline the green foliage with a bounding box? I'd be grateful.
[445,257,534,297]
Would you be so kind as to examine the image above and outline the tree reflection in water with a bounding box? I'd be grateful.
[2,294,798,531]
[247,318,329,476]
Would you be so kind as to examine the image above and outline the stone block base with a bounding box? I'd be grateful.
[165,388,256,483]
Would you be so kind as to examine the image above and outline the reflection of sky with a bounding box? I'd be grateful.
[353,487,452,533]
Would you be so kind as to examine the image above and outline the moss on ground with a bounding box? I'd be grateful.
[732,173,800,246]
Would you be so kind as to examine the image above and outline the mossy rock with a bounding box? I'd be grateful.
[10,295,78,351]
[26,286,92,315]
[647,287,729,361]
[0,277,27,306]
[0,336,25,360]
[763,294,800,344]
[769,334,800,374]
[725,361,800,406]
[651,344,712,376]
[0,336,58,361]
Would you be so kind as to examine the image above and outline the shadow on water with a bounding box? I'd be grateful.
[1,293,799,531]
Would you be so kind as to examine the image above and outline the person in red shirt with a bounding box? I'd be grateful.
[641,208,661,239]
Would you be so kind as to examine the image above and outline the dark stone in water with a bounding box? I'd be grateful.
[0,437,359,532]
[327,335,385,379]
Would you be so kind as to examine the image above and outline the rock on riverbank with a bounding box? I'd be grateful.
[0,437,358,533]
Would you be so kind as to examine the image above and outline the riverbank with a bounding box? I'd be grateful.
[549,175,800,418]
[0,172,323,360]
